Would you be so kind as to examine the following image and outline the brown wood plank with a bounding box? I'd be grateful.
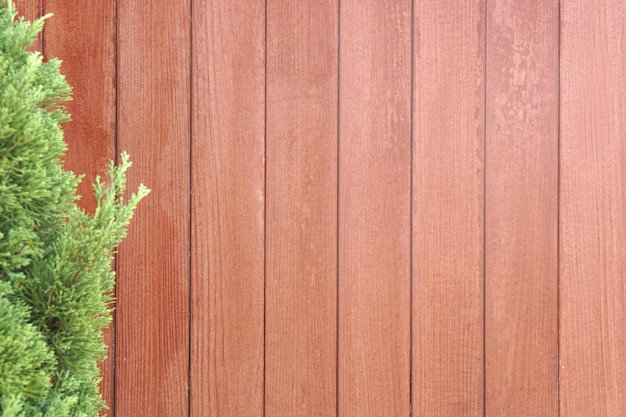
[484,1,559,415]
[190,1,265,416]
[559,1,626,415]
[412,1,485,415]
[44,0,116,211]
[13,0,39,21]
[116,1,190,415]
[338,1,411,416]
[13,0,41,50]
[43,1,117,414]
[265,1,338,415]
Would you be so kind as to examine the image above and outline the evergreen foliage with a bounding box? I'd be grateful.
[0,2,149,415]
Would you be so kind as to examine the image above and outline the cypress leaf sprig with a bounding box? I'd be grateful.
[0,2,149,415]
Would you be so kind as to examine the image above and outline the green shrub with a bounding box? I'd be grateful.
[0,2,149,415]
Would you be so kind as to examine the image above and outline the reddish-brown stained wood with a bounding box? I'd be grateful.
[485,1,559,415]
[116,1,190,416]
[560,1,626,415]
[23,3,626,415]
[191,1,264,416]
[44,0,116,211]
[412,1,485,415]
[43,1,117,414]
[13,0,39,21]
[265,2,338,415]
[13,0,41,50]
[338,1,411,416]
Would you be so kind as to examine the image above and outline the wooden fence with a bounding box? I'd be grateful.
[13,0,625,416]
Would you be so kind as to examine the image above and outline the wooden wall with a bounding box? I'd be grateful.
[13,1,626,416]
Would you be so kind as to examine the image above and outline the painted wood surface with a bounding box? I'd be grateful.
[191,1,265,416]
[116,1,190,415]
[560,0,626,415]
[13,0,40,50]
[16,1,626,415]
[13,0,39,21]
[485,1,559,415]
[43,1,117,414]
[339,1,411,416]
[265,2,338,416]
[412,1,485,415]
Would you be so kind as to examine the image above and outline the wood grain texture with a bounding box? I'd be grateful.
[44,0,116,211]
[412,1,485,415]
[265,1,338,415]
[191,1,265,416]
[13,0,41,50]
[116,1,190,415]
[338,1,411,416]
[13,0,39,21]
[21,3,626,415]
[560,1,626,415]
[43,1,117,414]
[484,1,559,415]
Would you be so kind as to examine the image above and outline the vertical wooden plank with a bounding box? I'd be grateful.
[14,0,41,50]
[43,1,117,414]
[265,1,337,416]
[13,0,39,21]
[412,1,485,415]
[191,1,264,416]
[116,1,190,415]
[560,1,626,415]
[338,1,411,416]
[485,1,559,415]
[44,0,116,210]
